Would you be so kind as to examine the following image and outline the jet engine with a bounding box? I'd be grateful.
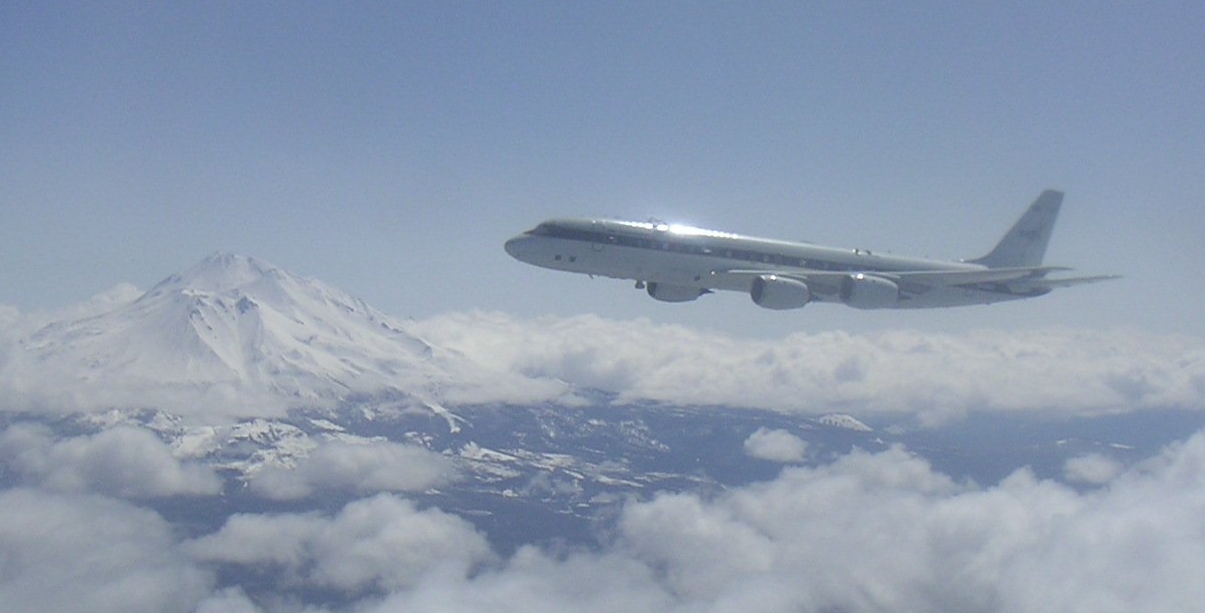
[646,282,705,303]
[750,275,810,310]
[840,273,899,309]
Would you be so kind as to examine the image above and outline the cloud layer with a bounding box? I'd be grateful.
[0,488,213,613]
[0,423,221,498]
[5,424,1205,612]
[4,294,1205,424]
[414,312,1205,423]
[3,302,1205,610]
[375,433,1205,612]
[366,431,1205,611]
[187,494,493,594]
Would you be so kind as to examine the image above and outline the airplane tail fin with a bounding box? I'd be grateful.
[970,190,1063,268]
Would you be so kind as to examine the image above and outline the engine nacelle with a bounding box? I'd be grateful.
[647,282,705,303]
[750,275,810,310]
[840,274,899,309]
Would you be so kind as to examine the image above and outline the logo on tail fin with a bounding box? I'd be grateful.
[971,190,1063,268]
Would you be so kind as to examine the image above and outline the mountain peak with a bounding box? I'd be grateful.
[145,252,285,297]
[9,253,469,416]
[197,251,270,274]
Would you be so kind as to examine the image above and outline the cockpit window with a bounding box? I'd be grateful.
[528,223,595,241]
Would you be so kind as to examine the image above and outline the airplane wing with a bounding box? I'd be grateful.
[716,266,1071,286]
[712,267,1117,296]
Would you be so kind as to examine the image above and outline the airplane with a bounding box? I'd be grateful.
[503,190,1117,310]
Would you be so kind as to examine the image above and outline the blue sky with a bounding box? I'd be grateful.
[3,1,1203,338]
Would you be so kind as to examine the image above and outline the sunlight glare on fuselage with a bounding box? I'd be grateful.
[610,219,741,240]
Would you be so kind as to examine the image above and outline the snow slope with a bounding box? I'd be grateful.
[1,253,558,417]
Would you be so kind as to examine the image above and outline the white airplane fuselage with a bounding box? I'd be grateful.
[504,191,1112,310]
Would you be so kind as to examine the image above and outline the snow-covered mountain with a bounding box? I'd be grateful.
[1,252,554,417]
[818,413,873,432]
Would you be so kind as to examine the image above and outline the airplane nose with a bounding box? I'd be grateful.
[504,235,530,260]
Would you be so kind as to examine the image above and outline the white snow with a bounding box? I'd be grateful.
[423,400,466,434]
[817,413,873,432]
[308,418,346,433]
[0,252,547,420]
[173,426,222,459]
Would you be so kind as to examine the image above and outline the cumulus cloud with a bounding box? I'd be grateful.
[5,299,1205,424]
[1064,452,1124,484]
[0,489,213,613]
[5,301,1205,610]
[0,290,564,420]
[743,427,807,462]
[0,305,23,370]
[363,434,1205,613]
[413,312,1205,422]
[248,438,456,500]
[0,285,142,341]
[370,546,673,613]
[43,282,143,323]
[193,588,261,613]
[187,493,493,593]
[5,431,1205,612]
[0,304,20,340]
[0,423,221,498]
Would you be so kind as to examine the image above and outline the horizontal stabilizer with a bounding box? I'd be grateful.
[1021,274,1122,289]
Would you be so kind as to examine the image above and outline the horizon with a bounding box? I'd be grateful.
[2,249,1200,427]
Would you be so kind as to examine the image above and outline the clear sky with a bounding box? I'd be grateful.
[3,1,1203,338]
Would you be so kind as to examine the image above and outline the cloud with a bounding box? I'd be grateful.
[0,292,565,421]
[413,312,1205,422]
[187,493,494,594]
[248,438,456,500]
[1064,453,1123,484]
[0,304,20,340]
[743,427,807,462]
[0,305,23,370]
[0,488,213,613]
[369,546,673,613]
[6,300,1205,424]
[0,285,142,339]
[4,429,1205,611]
[43,283,143,323]
[5,305,1205,609]
[0,423,221,498]
[193,588,261,613]
[362,433,1205,613]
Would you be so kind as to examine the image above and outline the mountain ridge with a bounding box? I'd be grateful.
[2,252,551,417]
